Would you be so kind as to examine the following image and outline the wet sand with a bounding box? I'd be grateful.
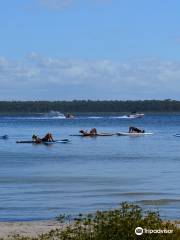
[0,220,66,238]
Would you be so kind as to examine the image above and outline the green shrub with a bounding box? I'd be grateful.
[5,202,180,240]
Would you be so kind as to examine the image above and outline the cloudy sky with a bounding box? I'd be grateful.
[1,0,180,100]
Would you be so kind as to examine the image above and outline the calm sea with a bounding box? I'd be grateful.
[0,114,180,221]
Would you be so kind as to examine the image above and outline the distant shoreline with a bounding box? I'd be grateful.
[1,100,180,114]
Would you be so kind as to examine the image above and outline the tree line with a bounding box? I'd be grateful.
[0,99,180,114]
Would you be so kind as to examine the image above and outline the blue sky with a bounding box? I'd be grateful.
[1,0,180,100]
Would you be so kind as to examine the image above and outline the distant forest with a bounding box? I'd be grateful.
[1,100,180,114]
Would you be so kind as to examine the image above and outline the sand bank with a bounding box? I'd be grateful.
[0,220,179,239]
[0,220,65,238]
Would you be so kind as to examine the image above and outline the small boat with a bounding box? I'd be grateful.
[117,132,153,136]
[126,112,144,119]
[66,113,75,119]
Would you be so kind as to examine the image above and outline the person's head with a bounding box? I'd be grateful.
[32,134,37,140]
[142,130,145,133]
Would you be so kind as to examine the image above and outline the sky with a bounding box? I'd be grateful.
[1,0,180,100]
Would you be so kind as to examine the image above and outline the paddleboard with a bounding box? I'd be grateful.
[43,139,70,144]
[70,133,115,137]
[16,139,70,144]
[117,132,153,136]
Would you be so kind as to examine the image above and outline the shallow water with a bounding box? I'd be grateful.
[0,114,180,221]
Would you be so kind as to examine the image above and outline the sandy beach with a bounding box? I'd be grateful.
[0,220,66,238]
[0,220,179,239]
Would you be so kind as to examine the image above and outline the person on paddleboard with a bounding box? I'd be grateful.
[90,128,97,135]
[32,135,42,143]
[32,133,54,143]
[129,126,145,133]
[79,128,97,136]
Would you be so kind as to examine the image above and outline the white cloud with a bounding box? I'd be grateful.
[0,54,180,100]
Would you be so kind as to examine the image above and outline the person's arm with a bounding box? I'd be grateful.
[49,134,53,141]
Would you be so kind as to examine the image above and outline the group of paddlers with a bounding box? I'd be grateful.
[79,126,145,136]
[32,126,145,143]
[32,133,54,143]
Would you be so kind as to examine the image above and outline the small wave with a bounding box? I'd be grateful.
[84,116,135,119]
[110,116,136,119]
[50,116,66,119]
[137,199,180,206]
[44,111,66,118]
[0,115,141,120]
[87,116,103,119]
[0,116,66,120]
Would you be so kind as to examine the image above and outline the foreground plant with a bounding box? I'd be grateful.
[3,202,180,240]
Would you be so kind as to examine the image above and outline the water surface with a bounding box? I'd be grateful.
[0,114,180,221]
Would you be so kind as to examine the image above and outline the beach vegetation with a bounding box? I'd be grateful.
[1,99,180,114]
[3,202,180,240]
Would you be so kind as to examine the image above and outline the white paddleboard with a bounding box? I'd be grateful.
[117,132,153,136]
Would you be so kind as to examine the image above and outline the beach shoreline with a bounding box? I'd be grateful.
[0,220,66,238]
[0,219,179,238]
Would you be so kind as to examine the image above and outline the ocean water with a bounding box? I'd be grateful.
[0,114,180,221]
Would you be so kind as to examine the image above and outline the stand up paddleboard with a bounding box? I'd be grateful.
[70,133,115,137]
[16,139,70,144]
[117,132,153,136]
